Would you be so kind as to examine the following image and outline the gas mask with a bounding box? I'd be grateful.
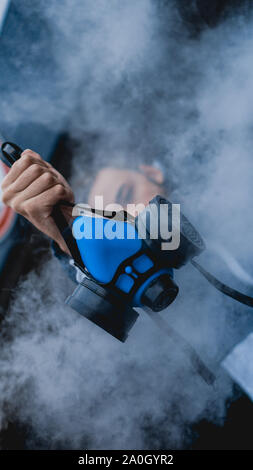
[63,195,205,342]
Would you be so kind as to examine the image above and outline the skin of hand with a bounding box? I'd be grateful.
[1,149,74,254]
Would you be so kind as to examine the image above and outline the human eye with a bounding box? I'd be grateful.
[116,183,134,205]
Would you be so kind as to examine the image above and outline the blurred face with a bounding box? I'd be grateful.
[88,164,166,215]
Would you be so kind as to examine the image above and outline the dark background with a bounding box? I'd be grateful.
[0,0,252,450]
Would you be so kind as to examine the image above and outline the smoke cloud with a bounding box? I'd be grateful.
[1,0,253,449]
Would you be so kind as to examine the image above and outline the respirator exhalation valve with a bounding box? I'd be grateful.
[141,273,179,312]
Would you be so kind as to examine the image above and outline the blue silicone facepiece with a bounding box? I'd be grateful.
[72,216,142,283]
[72,215,173,308]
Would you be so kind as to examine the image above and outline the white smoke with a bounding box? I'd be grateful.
[0,0,253,449]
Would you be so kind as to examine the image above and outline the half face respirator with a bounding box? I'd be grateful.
[2,142,253,385]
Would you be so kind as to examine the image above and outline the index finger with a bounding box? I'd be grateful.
[2,149,49,188]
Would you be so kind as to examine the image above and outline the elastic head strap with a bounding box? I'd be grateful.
[191,259,253,308]
[51,204,85,270]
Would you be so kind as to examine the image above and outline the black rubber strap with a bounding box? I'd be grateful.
[1,142,23,167]
[191,259,253,308]
[51,204,84,269]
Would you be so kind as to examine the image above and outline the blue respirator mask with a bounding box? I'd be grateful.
[63,196,204,342]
